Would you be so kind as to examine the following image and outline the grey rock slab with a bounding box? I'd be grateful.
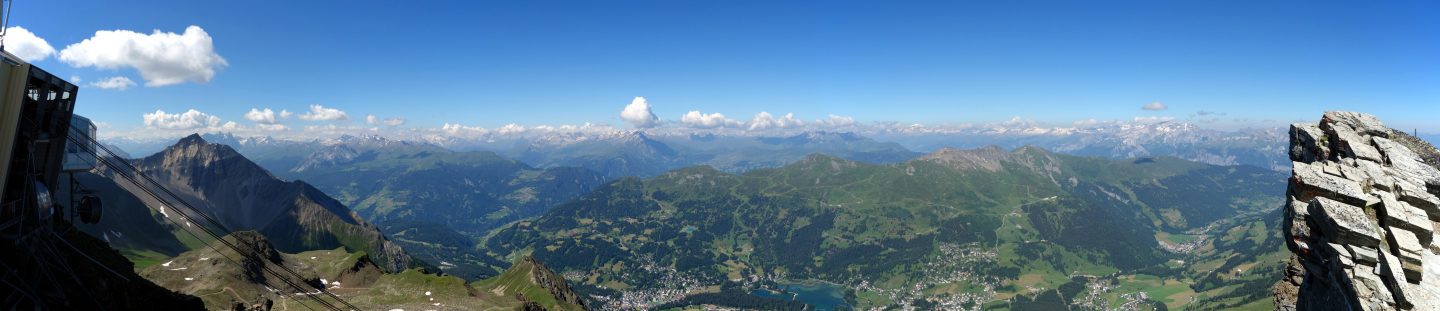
[1355,271,1391,305]
[1393,177,1440,219]
[1287,198,1315,252]
[1310,196,1382,248]
[1380,191,1436,243]
[1328,122,1384,162]
[1291,123,1327,163]
[1378,249,1414,308]
[1329,242,1357,268]
[1387,227,1426,282]
[1357,160,1395,191]
[1293,161,1381,207]
[1324,111,1392,137]
[1323,161,1345,177]
[1351,245,1380,266]
[1375,136,1440,188]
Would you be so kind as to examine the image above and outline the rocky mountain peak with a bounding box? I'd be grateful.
[175,133,209,147]
[221,230,284,264]
[1275,111,1440,310]
[517,255,589,310]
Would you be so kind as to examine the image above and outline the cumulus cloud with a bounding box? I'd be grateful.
[1142,101,1168,111]
[244,108,281,124]
[680,111,738,128]
[58,25,227,86]
[297,104,348,121]
[3,26,56,62]
[747,112,804,130]
[366,114,406,127]
[87,76,136,90]
[279,109,293,119]
[619,96,659,128]
[143,109,220,129]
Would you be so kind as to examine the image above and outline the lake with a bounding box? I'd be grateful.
[748,280,853,311]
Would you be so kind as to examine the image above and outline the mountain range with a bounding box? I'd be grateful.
[81,124,1318,310]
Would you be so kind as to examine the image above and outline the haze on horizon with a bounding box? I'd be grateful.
[4,0,1436,140]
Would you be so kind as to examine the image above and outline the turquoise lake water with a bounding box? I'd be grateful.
[748,281,852,311]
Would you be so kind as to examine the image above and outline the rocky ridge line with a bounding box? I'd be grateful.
[1275,111,1440,310]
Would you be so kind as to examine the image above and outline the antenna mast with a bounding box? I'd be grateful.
[0,0,12,50]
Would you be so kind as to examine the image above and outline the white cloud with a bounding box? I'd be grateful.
[497,123,526,135]
[366,114,406,127]
[442,123,489,136]
[1001,116,1036,127]
[680,111,738,128]
[619,96,658,128]
[747,112,804,130]
[279,109,293,119]
[58,25,227,86]
[69,75,82,83]
[819,114,856,127]
[244,108,280,124]
[87,76,136,90]
[1142,101,1168,111]
[143,109,220,129]
[256,123,288,131]
[297,104,348,121]
[3,26,56,62]
[1133,116,1176,123]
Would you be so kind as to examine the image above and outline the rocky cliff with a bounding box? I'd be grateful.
[1275,111,1440,310]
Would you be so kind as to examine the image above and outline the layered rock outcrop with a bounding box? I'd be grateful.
[1276,111,1440,310]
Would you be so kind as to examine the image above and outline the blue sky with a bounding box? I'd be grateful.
[8,0,1439,137]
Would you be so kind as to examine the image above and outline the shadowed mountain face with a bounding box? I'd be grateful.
[83,134,416,272]
[280,146,608,235]
[485,146,1288,310]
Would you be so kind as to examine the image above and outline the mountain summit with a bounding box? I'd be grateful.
[1275,111,1440,310]
[90,134,417,271]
